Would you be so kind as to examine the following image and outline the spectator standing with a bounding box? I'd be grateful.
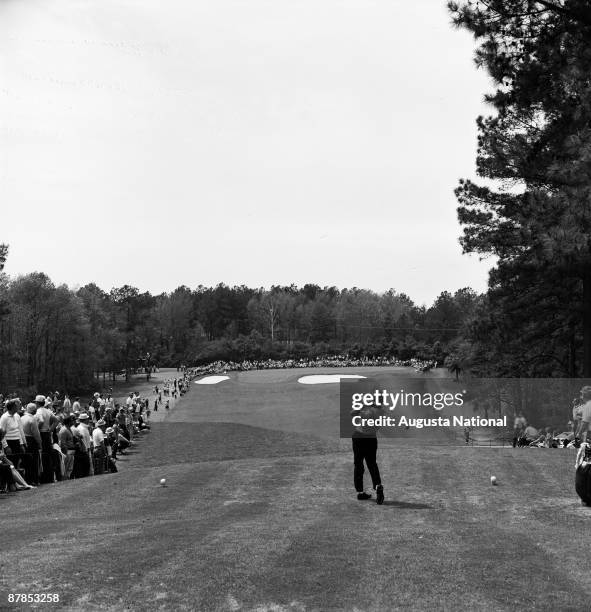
[577,386,591,443]
[70,418,88,478]
[21,403,42,485]
[513,413,526,447]
[76,414,93,476]
[116,408,130,441]
[572,397,584,441]
[35,395,58,484]
[105,427,118,460]
[88,397,97,424]
[92,419,107,475]
[63,394,72,414]
[72,397,81,413]
[57,416,77,479]
[0,399,30,477]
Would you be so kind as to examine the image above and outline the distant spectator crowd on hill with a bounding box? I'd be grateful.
[512,385,591,449]
[0,370,195,493]
[196,355,437,375]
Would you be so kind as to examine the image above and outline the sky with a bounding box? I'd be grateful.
[0,0,496,305]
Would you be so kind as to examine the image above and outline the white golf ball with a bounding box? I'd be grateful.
[160,478,166,486]
[490,476,497,485]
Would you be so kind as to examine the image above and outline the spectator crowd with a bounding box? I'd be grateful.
[196,355,437,375]
[0,371,195,493]
[512,385,591,449]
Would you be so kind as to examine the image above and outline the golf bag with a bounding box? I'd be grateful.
[575,443,591,506]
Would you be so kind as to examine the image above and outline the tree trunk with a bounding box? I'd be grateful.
[584,270,591,377]
[570,326,577,378]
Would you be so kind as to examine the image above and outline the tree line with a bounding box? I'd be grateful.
[0,246,480,394]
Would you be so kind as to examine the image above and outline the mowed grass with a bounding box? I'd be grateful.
[1,368,590,612]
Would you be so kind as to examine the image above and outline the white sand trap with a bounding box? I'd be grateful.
[297,374,366,385]
[195,375,230,385]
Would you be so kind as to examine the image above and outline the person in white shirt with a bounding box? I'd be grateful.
[35,394,58,484]
[62,395,72,414]
[577,386,591,444]
[0,398,30,477]
[76,414,93,476]
[21,403,42,485]
[92,419,107,475]
[72,397,81,413]
[0,399,26,450]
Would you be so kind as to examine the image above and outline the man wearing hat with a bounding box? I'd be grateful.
[35,395,58,484]
[76,414,93,476]
[104,427,118,472]
[105,426,117,459]
[92,419,107,475]
[0,398,31,478]
[21,403,42,486]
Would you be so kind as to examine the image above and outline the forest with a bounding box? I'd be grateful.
[0,244,480,394]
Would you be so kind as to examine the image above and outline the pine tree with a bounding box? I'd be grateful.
[449,0,591,374]
[0,244,7,272]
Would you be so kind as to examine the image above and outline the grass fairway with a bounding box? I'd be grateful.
[1,368,591,611]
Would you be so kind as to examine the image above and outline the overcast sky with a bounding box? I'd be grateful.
[0,0,495,305]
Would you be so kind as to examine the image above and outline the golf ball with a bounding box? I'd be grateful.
[160,478,166,486]
[490,476,497,485]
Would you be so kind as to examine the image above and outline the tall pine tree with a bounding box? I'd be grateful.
[449,0,591,374]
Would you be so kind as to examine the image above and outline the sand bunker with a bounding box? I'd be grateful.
[297,374,366,385]
[195,375,230,385]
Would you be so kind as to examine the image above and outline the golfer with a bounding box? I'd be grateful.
[351,404,384,504]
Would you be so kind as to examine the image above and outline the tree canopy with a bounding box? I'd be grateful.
[449,0,591,376]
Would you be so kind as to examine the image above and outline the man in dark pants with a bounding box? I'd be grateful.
[34,395,58,484]
[21,402,42,485]
[351,404,384,504]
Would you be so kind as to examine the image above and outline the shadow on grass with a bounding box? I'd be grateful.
[381,500,434,509]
